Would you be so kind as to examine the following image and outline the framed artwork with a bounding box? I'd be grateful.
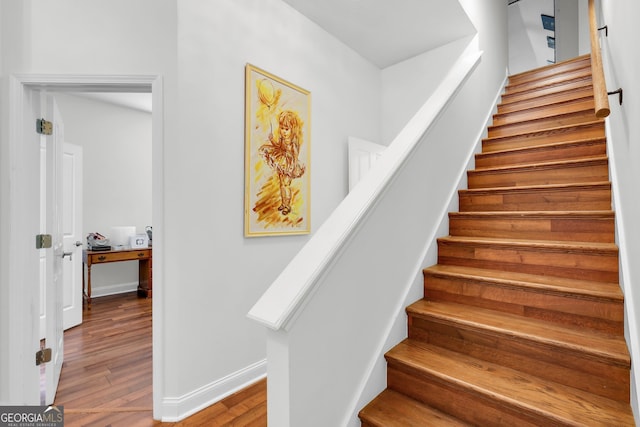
[244,64,311,237]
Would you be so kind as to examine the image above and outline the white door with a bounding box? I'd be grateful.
[348,137,386,192]
[41,93,65,405]
[62,143,83,330]
[40,143,83,335]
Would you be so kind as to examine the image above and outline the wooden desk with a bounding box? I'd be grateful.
[83,247,152,309]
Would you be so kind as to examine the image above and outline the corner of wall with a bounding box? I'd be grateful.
[160,360,266,422]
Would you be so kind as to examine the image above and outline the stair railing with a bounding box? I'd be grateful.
[589,0,611,118]
[248,38,486,426]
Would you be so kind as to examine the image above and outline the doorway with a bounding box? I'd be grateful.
[8,74,164,420]
[52,90,152,412]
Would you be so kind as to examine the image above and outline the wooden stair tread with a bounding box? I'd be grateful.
[450,210,614,219]
[386,340,635,426]
[488,108,598,136]
[501,77,594,107]
[438,235,618,253]
[407,300,629,366]
[505,71,592,96]
[460,181,611,196]
[424,264,623,301]
[507,54,591,86]
[476,137,606,162]
[359,389,472,427]
[498,86,594,115]
[482,120,604,146]
[468,155,608,175]
[493,96,595,124]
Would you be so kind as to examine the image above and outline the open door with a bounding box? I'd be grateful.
[62,142,83,330]
[40,93,65,405]
[39,145,81,333]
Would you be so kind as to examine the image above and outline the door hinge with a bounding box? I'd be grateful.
[36,118,53,135]
[36,348,52,366]
[36,234,52,249]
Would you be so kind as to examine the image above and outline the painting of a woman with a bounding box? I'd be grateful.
[259,111,305,215]
[245,64,311,237]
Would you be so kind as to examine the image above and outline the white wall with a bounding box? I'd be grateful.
[578,0,590,55]
[0,0,37,403]
[508,0,555,74]
[54,93,152,296]
[381,35,475,144]
[163,1,381,414]
[0,0,383,418]
[0,0,7,404]
[556,0,580,62]
[599,0,640,419]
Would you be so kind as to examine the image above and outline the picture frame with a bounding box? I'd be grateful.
[244,64,311,237]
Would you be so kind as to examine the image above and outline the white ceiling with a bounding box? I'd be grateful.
[68,1,477,112]
[281,0,476,68]
[73,2,555,111]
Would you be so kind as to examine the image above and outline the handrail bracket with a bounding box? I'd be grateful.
[608,88,623,106]
[598,25,608,37]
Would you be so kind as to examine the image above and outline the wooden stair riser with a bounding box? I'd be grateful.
[467,159,609,189]
[488,110,599,139]
[493,97,595,127]
[483,121,605,153]
[475,139,606,169]
[422,272,624,335]
[497,86,594,115]
[459,184,612,212]
[448,212,614,243]
[407,315,629,402]
[506,55,591,87]
[387,365,543,427]
[501,76,592,105]
[437,239,619,283]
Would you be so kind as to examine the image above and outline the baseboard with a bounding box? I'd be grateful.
[160,359,266,422]
[90,281,138,298]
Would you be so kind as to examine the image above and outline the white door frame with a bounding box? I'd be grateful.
[8,74,164,417]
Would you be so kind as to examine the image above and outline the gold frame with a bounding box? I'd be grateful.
[244,64,311,237]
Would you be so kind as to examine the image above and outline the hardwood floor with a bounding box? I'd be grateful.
[54,292,266,426]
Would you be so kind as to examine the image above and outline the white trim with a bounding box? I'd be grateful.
[8,75,41,404]
[7,74,164,414]
[248,49,483,332]
[89,281,139,298]
[160,360,266,422]
[150,75,165,422]
[604,119,640,416]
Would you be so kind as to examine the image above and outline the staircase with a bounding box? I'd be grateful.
[359,55,636,426]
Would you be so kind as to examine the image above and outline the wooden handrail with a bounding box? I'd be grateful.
[589,0,610,118]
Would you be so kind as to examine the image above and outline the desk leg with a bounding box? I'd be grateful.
[84,264,92,310]
[138,259,152,298]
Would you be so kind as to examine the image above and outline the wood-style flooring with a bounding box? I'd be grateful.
[54,292,266,426]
